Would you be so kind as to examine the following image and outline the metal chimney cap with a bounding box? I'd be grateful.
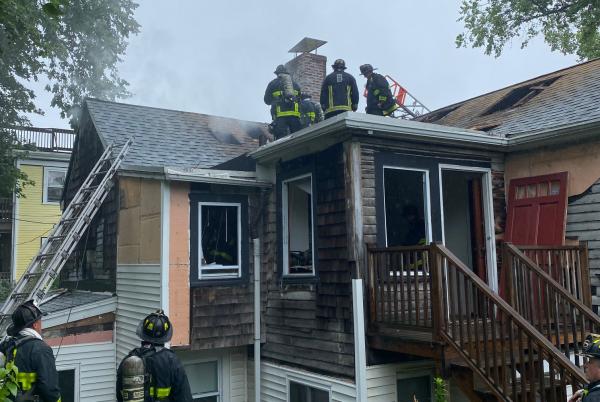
[288,37,327,53]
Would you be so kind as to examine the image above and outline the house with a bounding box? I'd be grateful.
[3,127,75,284]
[57,49,600,402]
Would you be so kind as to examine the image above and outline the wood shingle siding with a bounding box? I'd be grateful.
[567,180,600,312]
[263,144,355,379]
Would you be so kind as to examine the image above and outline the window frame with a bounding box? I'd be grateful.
[197,202,242,280]
[286,376,332,402]
[382,166,432,248]
[282,173,315,277]
[183,358,222,402]
[56,364,80,402]
[43,166,67,204]
[396,367,434,402]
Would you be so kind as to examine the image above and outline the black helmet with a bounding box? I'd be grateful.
[274,64,288,75]
[359,64,374,76]
[301,93,311,100]
[332,59,346,70]
[581,334,600,358]
[7,300,44,336]
[136,309,173,344]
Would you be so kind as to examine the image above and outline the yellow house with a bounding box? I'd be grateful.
[10,128,74,281]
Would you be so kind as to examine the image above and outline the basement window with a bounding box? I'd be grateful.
[198,202,241,280]
[283,175,314,276]
[186,360,220,402]
[481,76,561,116]
[289,380,331,402]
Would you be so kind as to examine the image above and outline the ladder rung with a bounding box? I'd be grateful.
[37,252,56,260]
[23,272,42,280]
[11,293,29,300]
[92,170,109,176]
[47,235,65,241]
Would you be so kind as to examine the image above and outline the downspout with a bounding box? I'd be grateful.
[353,279,368,402]
[253,238,261,402]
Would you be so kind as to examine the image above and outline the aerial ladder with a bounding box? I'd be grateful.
[0,138,132,336]
[364,75,430,119]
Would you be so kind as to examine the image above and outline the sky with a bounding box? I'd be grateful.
[27,0,579,129]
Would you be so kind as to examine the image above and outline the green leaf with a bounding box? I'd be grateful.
[6,382,17,397]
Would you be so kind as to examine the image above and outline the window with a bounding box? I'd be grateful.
[43,167,66,204]
[58,369,76,402]
[198,203,241,280]
[282,175,314,275]
[383,168,428,247]
[289,380,330,402]
[186,361,220,402]
[397,375,431,402]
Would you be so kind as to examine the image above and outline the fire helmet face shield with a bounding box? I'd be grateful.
[136,309,173,344]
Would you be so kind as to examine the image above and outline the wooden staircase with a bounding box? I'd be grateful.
[366,242,598,402]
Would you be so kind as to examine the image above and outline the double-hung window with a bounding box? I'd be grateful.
[282,174,314,276]
[43,167,67,204]
[198,202,241,279]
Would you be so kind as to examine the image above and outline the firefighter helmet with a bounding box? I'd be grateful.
[581,334,600,358]
[7,300,44,336]
[274,64,288,75]
[359,64,374,76]
[136,309,173,344]
[332,59,346,70]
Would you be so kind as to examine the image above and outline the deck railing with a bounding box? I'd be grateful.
[367,243,588,401]
[0,198,12,222]
[9,127,75,152]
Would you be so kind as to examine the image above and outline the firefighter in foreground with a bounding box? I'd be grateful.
[0,300,61,402]
[117,309,192,402]
[359,64,399,117]
[569,334,600,402]
[264,64,302,139]
[320,58,359,119]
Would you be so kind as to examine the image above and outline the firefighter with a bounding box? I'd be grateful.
[116,309,192,402]
[359,64,399,117]
[0,300,61,402]
[264,64,303,139]
[569,334,600,401]
[320,59,359,119]
[299,93,324,128]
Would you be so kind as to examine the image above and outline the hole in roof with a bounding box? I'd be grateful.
[481,76,561,116]
[419,105,460,123]
[469,123,500,132]
[210,130,242,145]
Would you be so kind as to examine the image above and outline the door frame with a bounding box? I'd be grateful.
[438,164,498,292]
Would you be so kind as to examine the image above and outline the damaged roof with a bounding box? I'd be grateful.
[84,98,268,169]
[416,58,600,137]
[41,290,114,314]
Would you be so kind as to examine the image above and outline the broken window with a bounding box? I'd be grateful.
[283,175,314,275]
[481,76,561,116]
[384,168,428,247]
[198,202,241,279]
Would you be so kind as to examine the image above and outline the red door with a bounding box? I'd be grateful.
[505,172,568,246]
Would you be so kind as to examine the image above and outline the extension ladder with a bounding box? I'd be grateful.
[0,138,132,335]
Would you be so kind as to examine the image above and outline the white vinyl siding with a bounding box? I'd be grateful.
[366,365,399,402]
[116,264,162,362]
[53,341,116,402]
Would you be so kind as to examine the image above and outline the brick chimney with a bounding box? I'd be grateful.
[285,38,327,102]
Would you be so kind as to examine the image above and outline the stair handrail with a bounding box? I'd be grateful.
[431,243,587,400]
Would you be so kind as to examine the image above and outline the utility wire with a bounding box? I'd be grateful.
[15,228,53,245]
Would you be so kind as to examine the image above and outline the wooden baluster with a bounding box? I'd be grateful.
[424,251,430,326]
[431,246,444,340]
[378,252,385,322]
[518,327,527,402]
[457,270,465,351]
[499,312,509,396]
[536,345,545,402]
[392,252,399,324]
[580,243,592,307]
[560,294,570,360]
[549,358,557,402]
[473,276,482,369]
[490,300,500,386]
[407,251,414,325]
[466,278,475,359]
[509,317,518,402]
[415,250,421,327]
[399,251,406,324]
[482,293,491,379]
[384,252,392,324]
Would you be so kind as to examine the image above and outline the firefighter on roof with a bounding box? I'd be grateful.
[320,59,359,119]
[0,300,61,402]
[569,334,600,401]
[299,93,324,128]
[117,309,192,402]
[264,64,303,139]
[359,64,399,117]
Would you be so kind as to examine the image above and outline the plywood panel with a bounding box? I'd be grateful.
[170,182,190,346]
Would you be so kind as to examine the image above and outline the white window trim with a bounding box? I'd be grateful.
[282,173,315,277]
[42,166,67,205]
[198,202,242,280]
[56,364,80,402]
[286,375,332,402]
[184,358,222,401]
[382,166,433,247]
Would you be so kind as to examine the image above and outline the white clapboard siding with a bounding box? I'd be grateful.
[116,264,161,362]
[366,364,400,402]
[53,341,116,402]
[259,361,356,402]
[230,349,247,402]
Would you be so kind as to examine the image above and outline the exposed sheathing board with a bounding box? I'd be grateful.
[262,144,355,379]
[115,264,161,362]
[169,181,190,346]
[567,179,600,313]
[53,341,116,402]
[14,164,62,279]
[117,177,161,264]
[506,140,600,197]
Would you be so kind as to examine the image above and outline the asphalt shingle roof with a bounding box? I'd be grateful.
[41,290,113,314]
[85,98,267,169]
[416,59,600,137]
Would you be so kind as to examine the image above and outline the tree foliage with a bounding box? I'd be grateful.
[456,0,600,60]
[0,0,139,197]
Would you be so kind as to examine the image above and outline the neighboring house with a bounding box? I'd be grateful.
[58,54,600,402]
[6,127,74,282]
